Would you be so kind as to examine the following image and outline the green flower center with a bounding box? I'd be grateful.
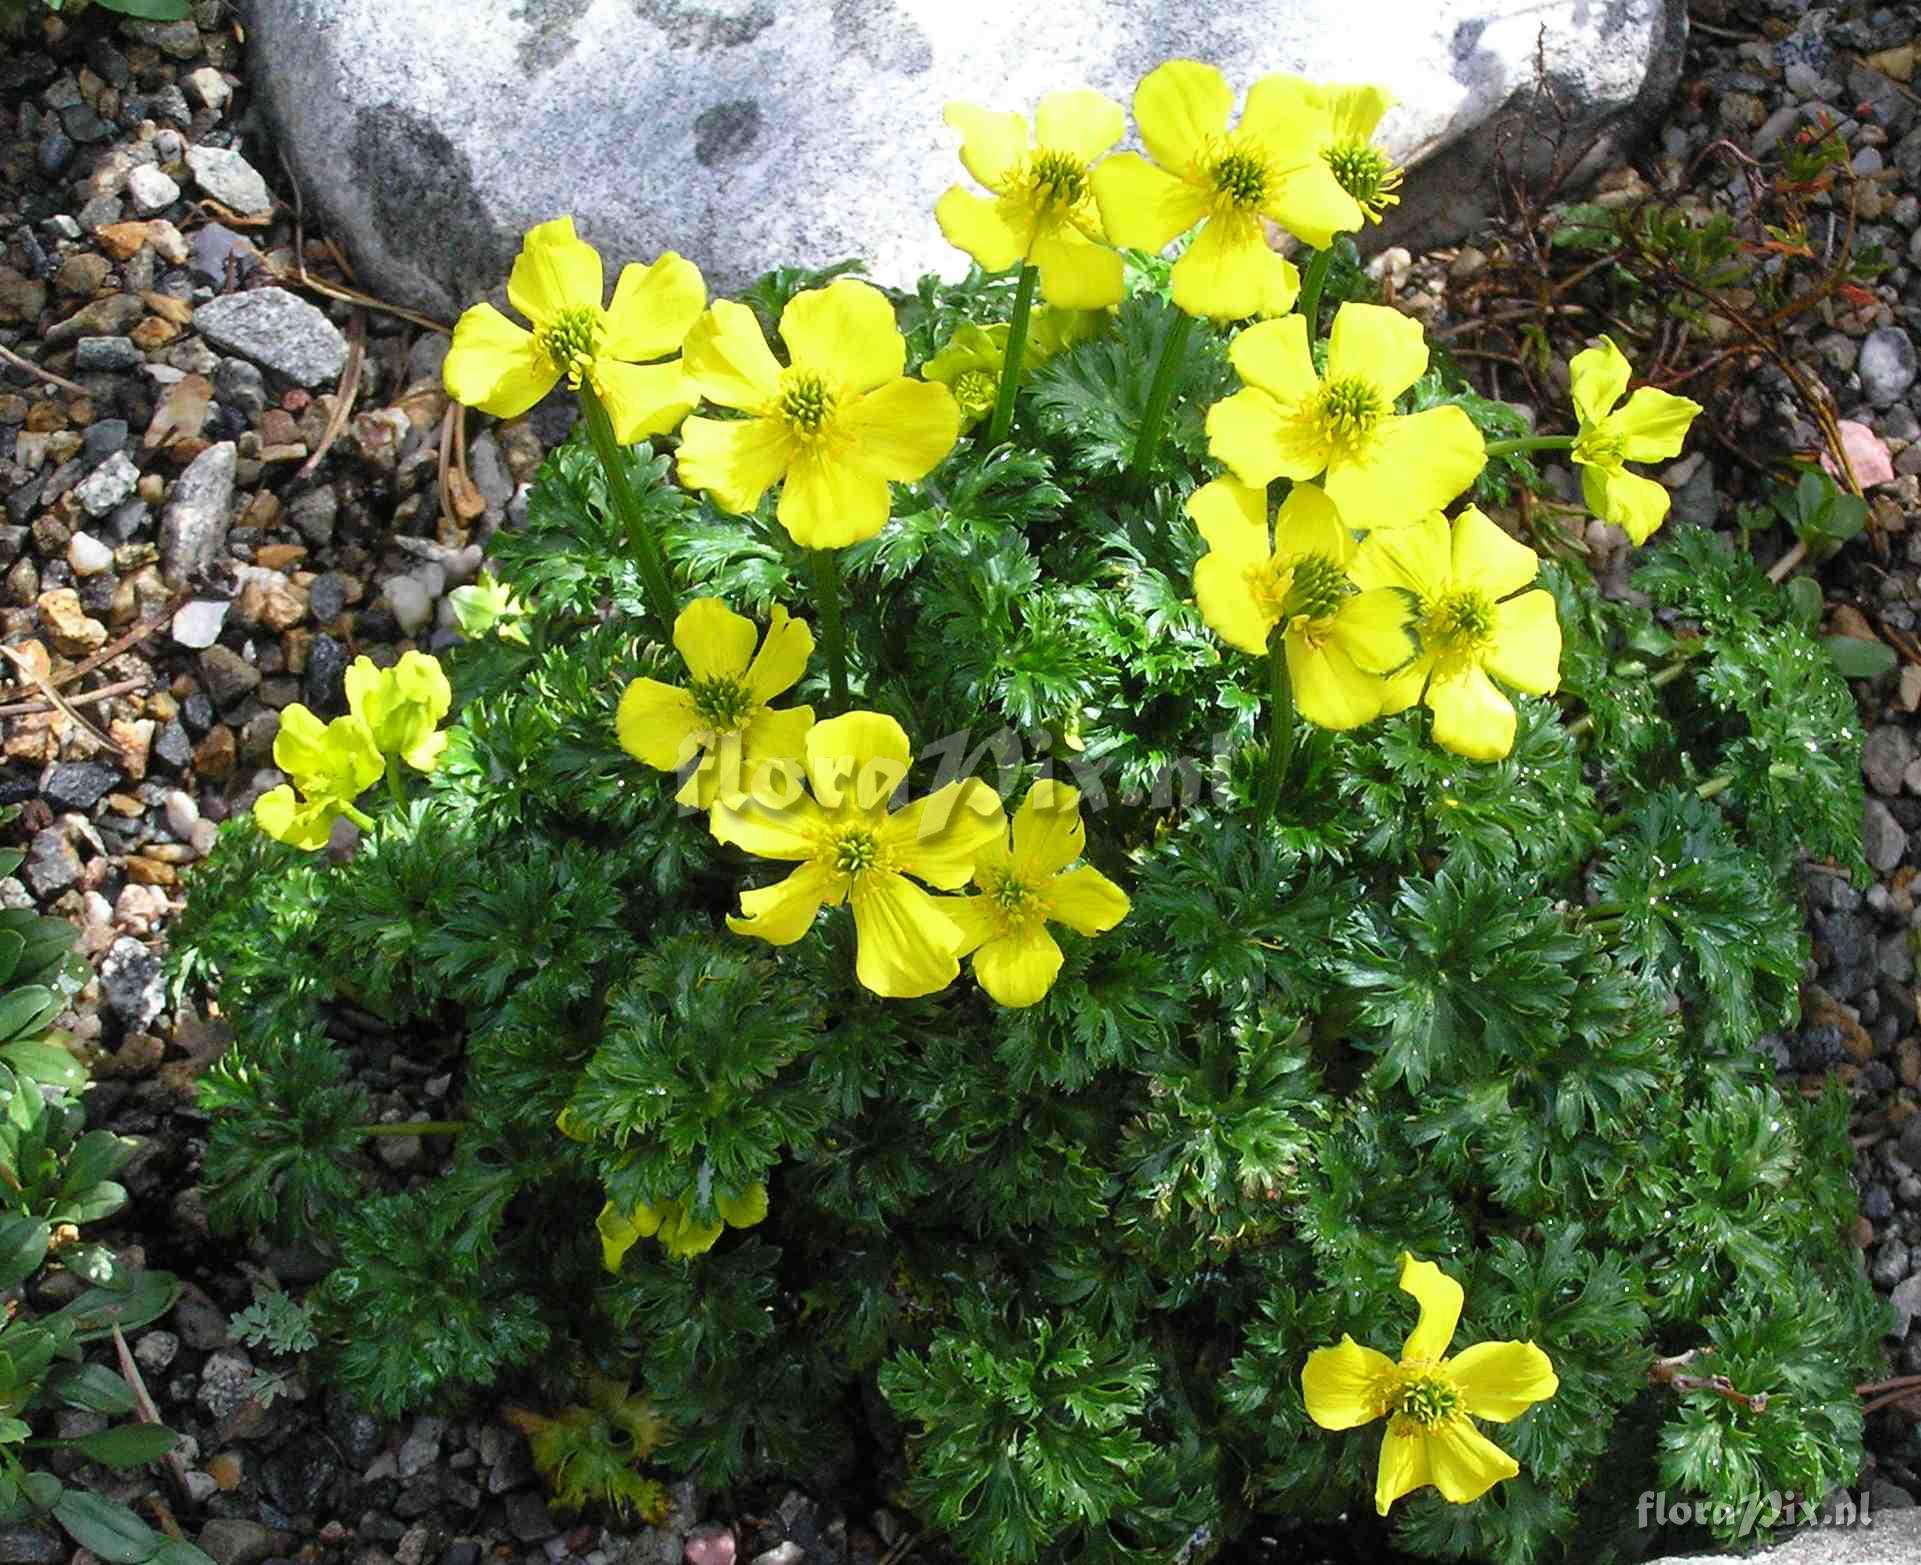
[1282,552,1351,624]
[1574,426,1623,469]
[779,370,837,437]
[953,367,999,420]
[1319,377,1385,449]
[687,675,757,734]
[1026,149,1090,210]
[1209,147,1270,210]
[987,869,1045,930]
[1323,142,1403,220]
[540,306,602,388]
[833,829,884,878]
[1393,1369,1461,1428]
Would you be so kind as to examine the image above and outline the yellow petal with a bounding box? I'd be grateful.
[1375,1419,1431,1516]
[711,790,831,861]
[1029,230,1126,310]
[616,677,703,772]
[1230,313,1320,405]
[740,704,815,775]
[1328,587,1414,676]
[1238,73,1322,152]
[1171,214,1275,321]
[1092,152,1211,250]
[1273,479,1353,566]
[1206,386,1326,489]
[507,215,602,328]
[1425,1417,1521,1504]
[883,778,1007,889]
[972,925,1065,1007]
[851,873,964,998]
[656,1205,726,1259]
[603,251,706,362]
[1568,335,1630,427]
[714,1183,768,1229]
[676,414,794,516]
[778,445,895,550]
[743,603,814,703]
[1326,302,1427,401]
[1349,511,1451,598]
[1134,59,1234,174]
[1326,82,1395,145]
[727,860,835,945]
[1486,591,1561,696]
[1189,477,1277,655]
[806,711,911,814]
[780,279,905,396]
[1288,635,1383,731]
[595,358,696,443]
[1610,386,1701,463]
[677,732,737,812]
[837,378,962,481]
[936,187,1026,273]
[674,596,759,681]
[272,702,332,780]
[1264,160,1365,250]
[1010,779,1085,879]
[944,100,1027,189]
[443,303,556,419]
[1427,665,1516,762]
[682,300,783,410]
[1450,506,1540,600]
[1595,466,1672,545]
[1326,407,1485,530]
[596,1201,645,1273]
[1398,1253,1464,1363]
[1033,89,1125,163]
[1254,249,1301,319]
[1301,1335,1396,1430]
[253,785,334,851]
[1045,865,1130,936]
[1448,1340,1559,1423]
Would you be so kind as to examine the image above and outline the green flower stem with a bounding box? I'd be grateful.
[1565,655,1695,738]
[1256,634,1296,821]
[576,382,679,632]
[811,549,850,710]
[1297,244,1337,340]
[342,801,377,833]
[362,1121,465,1138]
[1483,434,1577,458]
[986,262,1040,447]
[1695,773,1734,802]
[384,757,408,813]
[1126,308,1197,487]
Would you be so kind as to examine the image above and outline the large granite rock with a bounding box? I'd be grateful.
[242,0,1685,318]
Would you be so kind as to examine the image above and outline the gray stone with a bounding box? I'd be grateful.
[194,289,346,386]
[183,66,233,114]
[172,599,230,649]
[159,440,237,581]
[191,223,261,288]
[1865,799,1908,872]
[397,1415,445,1477]
[195,1518,275,1565]
[200,645,261,709]
[73,450,140,516]
[245,0,1686,317]
[1863,726,1912,796]
[213,355,269,417]
[1860,328,1918,408]
[0,1528,63,1565]
[1649,1508,1921,1565]
[196,1349,257,1421]
[134,1329,179,1371]
[75,334,142,372]
[44,762,117,812]
[382,575,433,637]
[503,1490,557,1543]
[45,292,143,347]
[101,935,165,1029]
[185,144,274,217]
[23,830,80,898]
[287,486,337,546]
[126,163,182,215]
[1891,1273,1921,1339]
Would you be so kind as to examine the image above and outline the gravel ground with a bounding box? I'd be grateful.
[3,2,1921,1562]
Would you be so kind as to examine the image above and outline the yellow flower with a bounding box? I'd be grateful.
[936,91,1127,308]
[1302,1253,1558,1516]
[1206,302,1485,528]
[1255,78,1403,237]
[1092,60,1339,320]
[1187,478,1411,730]
[252,705,383,850]
[345,651,452,773]
[948,781,1129,1007]
[677,280,962,549]
[921,309,1101,431]
[442,216,707,443]
[710,712,1005,998]
[1350,507,1562,761]
[597,1183,767,1268]
[1568,336,1702,545]
[448,570,529,645]
[616,598,815,811]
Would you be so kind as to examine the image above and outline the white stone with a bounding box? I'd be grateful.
[67,531,115,575]
[1649,1508,1921,1565]
[383,575,434,636]
[171,598,230,649]
[182,67,233,115]
[73,453,139,519]
[126,163,181,215]
[244,0,1686,317]
[163,790,200,839]
[185,144,274,217]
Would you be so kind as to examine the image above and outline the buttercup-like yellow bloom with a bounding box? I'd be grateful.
[1257,78,1404,235]
[948,781,1129,1007]
[1207,303,1485,527]
[252,705,383,850]
[677,280,962,549]
[922,309,1103,431]
[616,598,815,811]
[346,651,452,773]
[1302,1253,1558,1515]
[1568,336,1702,545]
[1092,60,1346,320]
[442,216,706,443]
[1350,507,1561,761]
[937,91,1127,309]
[448,570,529,646]
[597,1184,767,1268]
[710,712,1005,998]
[1188,478,1411,730]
